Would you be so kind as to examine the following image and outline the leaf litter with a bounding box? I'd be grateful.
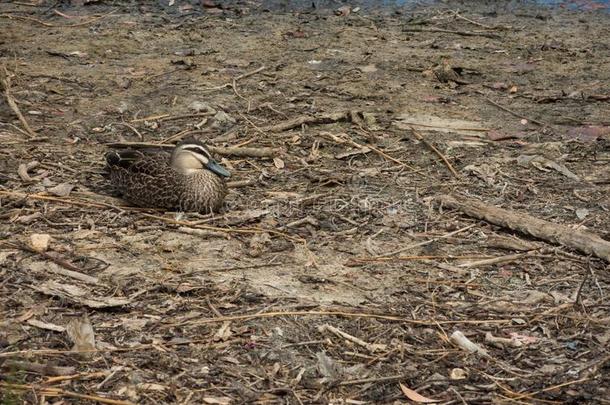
[0,0,609,404]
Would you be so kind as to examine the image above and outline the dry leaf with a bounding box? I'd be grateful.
[316,351,341,381]
[517,154,580,181]
[575,208,589,220]
[47,182,75,197]
[273,157,285,169]
[66,314,96,355]
[213,321,233,341]
[399,382,440,403]
[17,161,39,182]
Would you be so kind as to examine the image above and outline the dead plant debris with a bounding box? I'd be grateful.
[0,1,608,404]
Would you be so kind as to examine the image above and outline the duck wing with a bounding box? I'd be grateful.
[105,149,170,176]
[105,149,182,209]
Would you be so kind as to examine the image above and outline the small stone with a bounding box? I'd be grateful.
[359,64,377,73]
[450,368,468,380]
[30,233,51,252]
[211,111,236,128]
[575,208,589,220]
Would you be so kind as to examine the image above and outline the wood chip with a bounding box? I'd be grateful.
[26,318,66,333]
[34,280,131,308]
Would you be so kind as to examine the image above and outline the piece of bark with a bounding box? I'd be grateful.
[437,194,610,262]
[34,280,131,308]
[2,360,75,376]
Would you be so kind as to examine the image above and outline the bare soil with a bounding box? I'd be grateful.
[1,1,609,404]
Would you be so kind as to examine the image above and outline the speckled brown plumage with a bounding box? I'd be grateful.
[105,147,228,213]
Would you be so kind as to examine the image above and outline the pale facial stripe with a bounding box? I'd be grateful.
[182,144,211,160]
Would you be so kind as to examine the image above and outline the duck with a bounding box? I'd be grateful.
[105,138,230,213]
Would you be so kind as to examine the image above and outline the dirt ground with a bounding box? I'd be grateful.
[1,0,609,403]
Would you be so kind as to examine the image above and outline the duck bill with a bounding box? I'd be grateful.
[207,160,231,178]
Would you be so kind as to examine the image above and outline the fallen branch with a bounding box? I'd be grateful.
[457,252,536,268]
[177,226,226,239]
[437,194,610,262]
[339,374,412,386]
[0,382,133,405]
[261,111,350,132]
[322,131,420,172]
[170,309,511,328]
[140,213,303,242]
[2,241,99,284]
[345,254,490,266]
[0,9,116,28]
[0,191,299,242]
[201,65,266,93]
[104,142,277,158]
[211,145,276,158]
[227,179,257,188]
[375,224,477,258]
[1,66,37,138]
[1,360,75,376]
[318,324,387,353]
[402,27,501,39]
[450,10,513,31]
[450,10,495,29]
[46,371,109,384]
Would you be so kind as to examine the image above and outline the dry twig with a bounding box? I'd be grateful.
[0,383,133,405]
[202,65,266,93]
[450,10,494,29]
[410,127,460,177]
[171,309,511,328]
[0,9,116,28]
[479,92,549,127]
[402,26,501,38]
[261,112,350,132]
[322,131,420,172]
[1,66,37,138]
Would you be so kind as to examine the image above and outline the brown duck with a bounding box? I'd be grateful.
[105,139,230,213]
